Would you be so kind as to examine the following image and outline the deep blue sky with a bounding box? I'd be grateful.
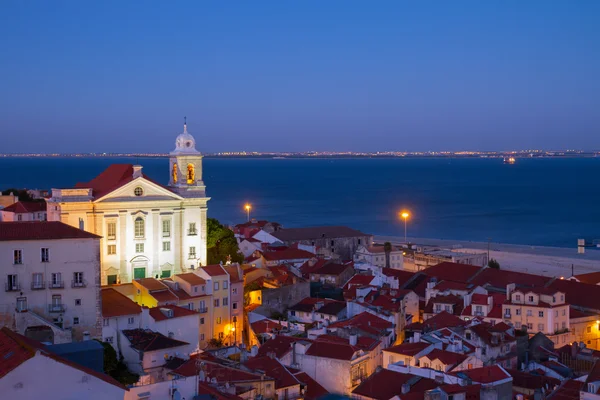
[1,1,599,153]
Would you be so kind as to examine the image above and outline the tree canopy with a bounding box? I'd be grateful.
[207,218,244,265]
[488,258,500,269]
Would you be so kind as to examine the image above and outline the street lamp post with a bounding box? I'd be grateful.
[244,204,251,222]
[400,211,410,243]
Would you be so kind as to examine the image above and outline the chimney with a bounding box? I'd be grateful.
[349,334,358,346]
[132,165,143,178]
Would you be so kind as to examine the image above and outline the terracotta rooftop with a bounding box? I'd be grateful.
[572,271,600,285]
[305,340,359,361]
[122,329,189,351]
[289,297,346,315]
[329,312,393,336]
[272,226,370,241]
[174,356,266,383]
[0,221,101,241]
[201,264,228,277]
[149,305,199,322]
[262,247,315,261]
[101,288,142,318]
[422,262,482,284]
[422,349,468,366]
[352,368,438,400]
[197,382,244,400]
[384,341,431,356]
[452,365,511,384]
[175,273,206,286]
[343,274,376,291]
[293,371,329,400]
[150,289,179,303]
[1,201,46,213]
[243,356,300,389]
[0,327,127,389]
[134,277,168,291]
[315,334,379,352]
[257,336,312,359]
[224,265,243,283]
[251,319,284,335]
[313,262,353,276]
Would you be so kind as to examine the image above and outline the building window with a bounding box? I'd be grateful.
[134,187,143,196]
[562,322,566,329]
[223,297,229,306]
[330,240,335,247]
[233,302,238,310]
[73,272,84,287]
[162,242,171,252]
[162,220,171,237]
[218,332,224,339]
[32,273,43,289]
[186,164,195,184]
[232,288,237,295]
[13,250,22,265]
[189,247,196,259]
[527,323,533,329]
[555,310,558,317]
[73,317,79,325]
[106,336,114,343]
[200,334,205,341]
[134,217,145,238]
[103,319,110,327]
[216,317,222,324]
[136,243,144,253]
[17,214,22,221]
[107,222,116,240]
[41,248,49,262]
[7,274,19,291]
[435,304,442,313]
[214,281,219,291]
[188,223,197,235]
[214,299,220,307]
[79,218,85,230]
[560,295,564,302]
[515,294,521,301]
[562,309,566,316]
[107,245,117,255]
[75,299,81,306]
[51,295,62,312]
[538,323,544,331]
[128,317,134,324]
[358,239,361,245]
[515,322,521,329]
[51,273,62,288]
[16,297,27,312]
[223,281,228,290]
[200,318,204,325]
[526,310,532,317]
[516,309,521,316]
[528,296,534,302]
[538,311,544,317]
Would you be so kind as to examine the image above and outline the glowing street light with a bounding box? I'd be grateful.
[400,211,410,243]
[244,204,251,222]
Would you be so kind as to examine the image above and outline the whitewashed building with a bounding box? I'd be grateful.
[354,244,404,269]
[47,122,210,284]
[0,221,102,342]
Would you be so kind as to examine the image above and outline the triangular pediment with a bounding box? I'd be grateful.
[95,177,183,202]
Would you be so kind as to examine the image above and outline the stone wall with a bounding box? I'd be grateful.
[253,282,311,317]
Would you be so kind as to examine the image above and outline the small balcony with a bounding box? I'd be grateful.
[5,282,21,292]
[48,281,64,289]
[187,230,198,236]
[504,313,511,319]
[72,280,87,288]
[48,304,66,313]
[198,307,208,314]
[188,254,197,260]
[31,282,46,290]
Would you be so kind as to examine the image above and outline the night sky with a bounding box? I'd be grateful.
[1,1,599,153]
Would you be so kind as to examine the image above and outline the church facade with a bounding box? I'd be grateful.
[47,123,210,285]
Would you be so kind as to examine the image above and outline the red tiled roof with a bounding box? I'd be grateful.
[385,342,430,356]
[244,356,300,389]
[548,278,600,310]
[315,334,379,352]
[289,297,345,314]
[352,368,438,400]
[434,280,471,291]
[224,265,243,283]
[506,369,560,391]
[471,294,488,305]
[262,247,315,261]
[549,379,583,400]
[251,320,284,334]
[328,312,392,336]
[150,290,179,303]
[293,372,329,400]
[343,274,375,291]
[149,305,199,322]
[101,288,142,318]
[135,278,168,291]
[197,382,244,400]
[312,262,353,276]
[422,349,467,366]
[573,271,600,285]
[176,273,206,286]
[452,365,511,384]
[272,226,370,241]
[257,336,312,359]
[299,258,329,277]
[122,329,188,351]
[422,262,482,283]
[0,327,127,389]
[416,311,467,331]
[175,356,264,382]
[470,268,550,288]
[201,264,228,277]
[305,340,358,361]
[0,221,101,241]
[1,201,46,213]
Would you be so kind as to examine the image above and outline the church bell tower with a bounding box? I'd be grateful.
[169,119,206,196]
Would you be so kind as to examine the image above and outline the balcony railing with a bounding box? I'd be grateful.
[48,281,64,289]
[72,280,87,288]
[187,230,198,236]
[162,232,171,238]
[188,254,197,259]
[31,282,45,290]
[504,313,511,319]
[5,282,21,292]
[198,307,208,313]
[48,304,66,313]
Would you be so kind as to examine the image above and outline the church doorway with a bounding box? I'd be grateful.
[133,267,146,279]
[107,275,117,285]
[131,256,150,280]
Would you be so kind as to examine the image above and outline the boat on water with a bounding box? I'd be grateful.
[503,157,516,164]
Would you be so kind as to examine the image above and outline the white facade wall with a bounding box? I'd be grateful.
[149,314,200,355]
[276,384,301,400]
[0,353,125,400]
[102,313,141,353]
[354,246,404,269]
[0,210,47,222]
[0,237,100,340]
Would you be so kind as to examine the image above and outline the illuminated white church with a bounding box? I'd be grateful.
[47,122,210,284]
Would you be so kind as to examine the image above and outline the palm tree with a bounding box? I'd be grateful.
[384,242,392,268]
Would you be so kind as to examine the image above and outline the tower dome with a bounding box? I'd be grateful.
[171,119,200,155]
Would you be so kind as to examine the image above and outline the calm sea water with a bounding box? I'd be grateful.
[1,157,599,247]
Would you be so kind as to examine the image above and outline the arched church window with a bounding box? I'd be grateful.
[134,217,145,238]
[172,163,178,183]
[187,164,195,185]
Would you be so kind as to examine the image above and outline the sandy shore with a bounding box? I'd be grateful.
[375,235,600,278]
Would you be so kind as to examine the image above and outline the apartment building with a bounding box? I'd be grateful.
[0,221,101,342]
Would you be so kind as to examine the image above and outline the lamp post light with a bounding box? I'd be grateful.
[400,211,410,243]
[244,204,251,222]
